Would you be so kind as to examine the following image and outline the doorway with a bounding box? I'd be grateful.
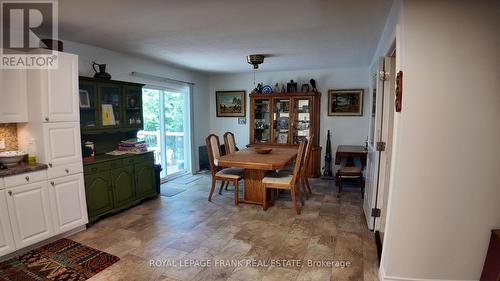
[363,49,397,245]
[138,85,192,180]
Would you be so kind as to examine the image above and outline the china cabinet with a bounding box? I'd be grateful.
[249,92,322,177]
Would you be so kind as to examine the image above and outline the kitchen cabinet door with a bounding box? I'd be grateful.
[134,162,156,200]
[6,182,54,249]
[43,122,82,167]
[84,172,113,220]
[49,174,88,234]
[0,68,28,123]
[0,190,15,256]
[43,52,79,122]
[111,166,136,208]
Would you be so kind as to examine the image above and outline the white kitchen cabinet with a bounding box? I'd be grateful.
[5,181,54,249]
[49,174,88,234]
[0,190,15,256]
[0,68,28,123]
[27,52,79,123]
[42,122,82,168]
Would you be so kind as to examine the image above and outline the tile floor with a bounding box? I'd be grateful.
[70,175,379,281]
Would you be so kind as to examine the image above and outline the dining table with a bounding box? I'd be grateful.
[218,147,298,205]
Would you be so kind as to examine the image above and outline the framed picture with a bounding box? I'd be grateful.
[79,90,90,108]
[328,89,364,116]
[238,117,247,125]
[216,91,246,117]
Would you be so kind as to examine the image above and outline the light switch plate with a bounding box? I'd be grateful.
[0,139,5,149]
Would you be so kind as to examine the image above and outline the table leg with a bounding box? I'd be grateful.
[242,169,267,205]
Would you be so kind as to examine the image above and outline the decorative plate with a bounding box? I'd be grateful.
[261,85,273,93]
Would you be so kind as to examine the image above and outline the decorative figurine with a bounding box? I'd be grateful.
[287,80,297,93]
[273,83,280,93]
[281,83,286,93]
[310,79,318,92]
[252,83,263,94]
[92,62,112,80]
[301,83,310,93]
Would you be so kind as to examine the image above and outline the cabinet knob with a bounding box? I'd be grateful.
[8,191,12,196]
[25,176,29,182]
[65,168,69,173]
[45,117,49,121]
[48,163,53,168]
[50,181,55,186]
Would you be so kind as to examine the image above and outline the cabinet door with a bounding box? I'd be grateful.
[0,190,15,256]
[111,166,136,208]
[43,122,82,167]
[98,83,123,128]
[49,174,88,234]
[0,69,28,123]
[84,172,113,219]
[292,98,312,144]
[251,98,271,144]
[134,162,156,200]
[79,81,98,130]
[272,98,291,145]
[6,182,54,249]
[123,86,143,129]
[44,52,79,122]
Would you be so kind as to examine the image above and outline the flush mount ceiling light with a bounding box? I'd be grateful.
[247,54,265,69]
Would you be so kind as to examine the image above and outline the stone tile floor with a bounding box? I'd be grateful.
[70,175,379,281]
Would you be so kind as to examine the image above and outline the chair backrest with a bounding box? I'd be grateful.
[291,139,308,185]
[301,135,314,176]
[224,132,237,154]
[205,134,221,175]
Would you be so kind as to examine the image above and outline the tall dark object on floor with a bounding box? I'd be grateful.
[322,130,333,177]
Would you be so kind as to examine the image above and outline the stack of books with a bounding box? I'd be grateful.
[117,139,148,154]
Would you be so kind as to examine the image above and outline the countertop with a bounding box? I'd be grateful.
[83,151,154,165]
[0,163,48,177]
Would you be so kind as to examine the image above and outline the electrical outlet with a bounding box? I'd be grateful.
[0,139,5,150]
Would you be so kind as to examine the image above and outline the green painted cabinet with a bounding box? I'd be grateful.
[111,166,136,208]
[134,162,156,200]
[83,152,157,223]
[84,172,114,219]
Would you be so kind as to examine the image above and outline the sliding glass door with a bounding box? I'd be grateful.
[139,86,191,179]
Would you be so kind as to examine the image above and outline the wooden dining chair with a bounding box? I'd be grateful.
[223,132,238,155]
[206,134,243,206]
[336,157,364,198]
[262,139,308,214]
[299,135,314,199]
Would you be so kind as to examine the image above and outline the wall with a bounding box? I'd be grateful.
[208,67,370,169]
[378,0,500,280]
[62,40,210,172]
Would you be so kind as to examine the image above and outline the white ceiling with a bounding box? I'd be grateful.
[59,0,392,73]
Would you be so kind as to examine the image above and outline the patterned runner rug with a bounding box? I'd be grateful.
[0,238,119,280]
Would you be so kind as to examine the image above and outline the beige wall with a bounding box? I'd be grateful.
[379,0,500,280]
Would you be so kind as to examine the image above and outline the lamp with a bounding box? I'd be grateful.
[246,54,265,69]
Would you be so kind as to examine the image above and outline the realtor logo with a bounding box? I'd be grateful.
[1,0,58,68]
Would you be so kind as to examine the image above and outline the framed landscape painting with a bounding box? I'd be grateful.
[216,91,246,117]
[328,89,364,116]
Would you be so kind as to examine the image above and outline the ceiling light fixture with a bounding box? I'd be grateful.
[246,54,265,69]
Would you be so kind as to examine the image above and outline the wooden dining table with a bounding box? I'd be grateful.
[218,147,298,205]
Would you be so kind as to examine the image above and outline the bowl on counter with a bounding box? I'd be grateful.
[255,148,272,154]
[0,151,27,168]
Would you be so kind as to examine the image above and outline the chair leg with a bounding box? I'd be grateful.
[263,186,268,211]
[234,180,239,206]
[218,180,225,195]
[337,177,343,198]
[297,184,305,207]
[305,177,312,196]
[208,177,216,202]
[225,181,230,191]
[301,178,309,200]
[290,186,301,214]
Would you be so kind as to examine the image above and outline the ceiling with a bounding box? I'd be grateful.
[58,0,392,73]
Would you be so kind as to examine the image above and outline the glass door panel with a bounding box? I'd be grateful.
[164,91,185,177]
[273,99,290,144]
[124,86,143,128]
[79,82,97,129]
[253,99,270,144]
[99,84,122,127]
[293,98,311,144]
[138,89,163,175]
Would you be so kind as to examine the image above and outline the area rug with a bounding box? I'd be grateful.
[0,238,119,281]
[170,175,201,184]
[160,185,187,197]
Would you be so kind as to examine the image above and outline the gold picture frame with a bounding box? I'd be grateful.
[216,91,246,117]
[328,89,364,116]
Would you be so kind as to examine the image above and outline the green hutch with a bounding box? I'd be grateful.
[79,77,158,223]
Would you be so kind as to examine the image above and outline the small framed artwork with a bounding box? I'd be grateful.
[328,89,364,116]
[79,90,90,108]
[238,117,247,125]
[216,91,246,117]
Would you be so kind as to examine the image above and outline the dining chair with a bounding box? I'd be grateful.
[262,139,308,214]
[206,134,243,206]
[336,157,364,198]
[299,135,314,199]
[223,132,238,155]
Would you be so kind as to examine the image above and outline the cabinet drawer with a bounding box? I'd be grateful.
[84,160,124,174]
[4,170,48,188]
[47,162,83,179]
[123,154,154,165]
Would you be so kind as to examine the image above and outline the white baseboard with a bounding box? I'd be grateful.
[379,266,478,281]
